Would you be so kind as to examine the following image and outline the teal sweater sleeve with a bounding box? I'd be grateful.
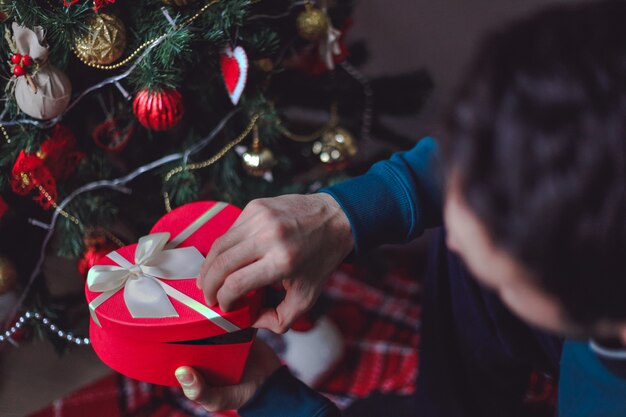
[320,137,443,254]
[239,366,341,417]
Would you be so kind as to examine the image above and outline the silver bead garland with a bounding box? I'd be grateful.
[0,311,89,346]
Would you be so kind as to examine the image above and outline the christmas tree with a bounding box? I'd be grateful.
[0,0,431,349]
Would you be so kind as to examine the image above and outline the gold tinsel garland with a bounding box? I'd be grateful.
[163,114,260,212]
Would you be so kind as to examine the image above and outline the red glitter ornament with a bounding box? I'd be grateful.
[10,151,57,209]
[9,125,83,209]
[132,87,185,132]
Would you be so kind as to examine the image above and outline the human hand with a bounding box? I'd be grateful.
[198,193,353,333]
[175,339,281,412]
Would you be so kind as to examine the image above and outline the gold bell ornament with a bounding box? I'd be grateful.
[242,126,277,177]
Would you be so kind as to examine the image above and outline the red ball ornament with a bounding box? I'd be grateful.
[77,246,116,279]
[21,55,33,67]
[13,65,24,76]
[132,87,184,131]
[11,54,22,64]
[77,228,118,280]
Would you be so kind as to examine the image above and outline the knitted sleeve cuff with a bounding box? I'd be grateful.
[239,366,341,417]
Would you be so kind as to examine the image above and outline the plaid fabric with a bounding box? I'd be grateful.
[29,263,556,417]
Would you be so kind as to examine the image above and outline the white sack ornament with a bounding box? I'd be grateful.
[12,23,71,120]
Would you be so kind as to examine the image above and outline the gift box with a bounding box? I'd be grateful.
[85,201,263,387]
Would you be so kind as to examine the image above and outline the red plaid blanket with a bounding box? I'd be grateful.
[29,263,555,417]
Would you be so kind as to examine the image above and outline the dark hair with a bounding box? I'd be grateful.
[443,0,626,325]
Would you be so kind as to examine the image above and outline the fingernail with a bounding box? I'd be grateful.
[204,296,216,307]
[175,367,195,387]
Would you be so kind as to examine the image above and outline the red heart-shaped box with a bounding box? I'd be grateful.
[85,201,263,386]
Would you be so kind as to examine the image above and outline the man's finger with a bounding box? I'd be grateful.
[197,207,264,290]
[198,222,246,285]
[252,288,313,333]
[200,239,261,306]
[215,260,277,311]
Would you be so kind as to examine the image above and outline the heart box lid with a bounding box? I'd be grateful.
[84,201,262,343]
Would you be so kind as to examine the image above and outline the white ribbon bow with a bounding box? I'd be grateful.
[88,232,203,319]
[87,229,240,333]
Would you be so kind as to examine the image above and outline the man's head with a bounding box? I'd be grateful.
[442,0,626,340]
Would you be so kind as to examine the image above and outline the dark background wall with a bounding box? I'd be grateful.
[348,0,572,139]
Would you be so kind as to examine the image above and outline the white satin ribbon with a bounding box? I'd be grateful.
[87,203,240,333]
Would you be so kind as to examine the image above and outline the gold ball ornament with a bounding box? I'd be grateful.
[242,129,277,177]
[296,3,330,41]
[0,256,17,295]
[312,127,357,164]
[75,13,127,66]
[162,0,197,5]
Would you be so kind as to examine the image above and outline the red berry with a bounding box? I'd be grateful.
[10,54,21,64]
[13,65,24,76]
[21,55,32,67]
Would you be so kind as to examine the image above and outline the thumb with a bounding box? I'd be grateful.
[175,366,248,412]
[175,366,204,401]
